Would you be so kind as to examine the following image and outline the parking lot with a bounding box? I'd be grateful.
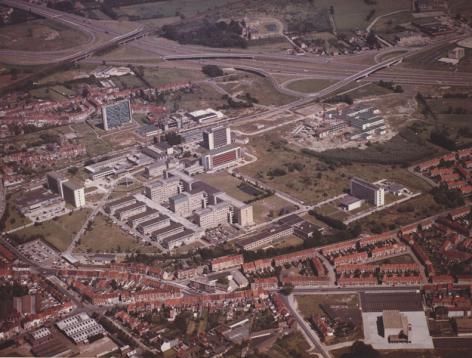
[18,239,72,269]
[360,292,423,312]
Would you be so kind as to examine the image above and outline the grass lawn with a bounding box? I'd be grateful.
[321,0,412,31]
[109,182,143,200]
[75,213,159,253]
[296,294,360,318]
[114,0,236,19]
[142,67,206,87]
[71,123,112,157]
[372,254,415,265]
[160,82,227,112]
[221,72,296,106]
[271,235,304,250]
[2,194,32,232]
[354,193,444,234]
[267,332,312,358]
[285,78,338,94]
[173,241,204,255]
[332,348,443,358]
[296,293,363,345]
[252,195,294,224]
[12,209,91,252]
[347,83,392,99]
[0,19,90,51]
[196,172,254,202]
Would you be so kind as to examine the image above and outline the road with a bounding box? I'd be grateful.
[2,0,472,97]
[281,293,331,358]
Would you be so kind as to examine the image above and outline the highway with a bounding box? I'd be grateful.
[2,0,472,96]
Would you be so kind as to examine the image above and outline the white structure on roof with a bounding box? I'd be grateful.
[187,108,224,123]
[56,313,105,344]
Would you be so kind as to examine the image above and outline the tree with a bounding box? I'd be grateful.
[10,68,18,80]
[366,31,377,47]
[202,64,224,78]
[280,283,293,296]
[68,167,79,176]
[341,341,380,358]
[165,132,182,145]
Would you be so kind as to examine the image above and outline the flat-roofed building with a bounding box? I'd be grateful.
[188,108,224,123]
[144,160,167,178]
[56,313,105,344]
[339,195,363,211]
[455,317,472,337]
[215,192,254,227]
[169,191,206,217]
[13,295,36,315]
[203,126,231,150]
[383,310,410,343]
[102,100,132,131]
[46,172,68,198]
[237,225,293,251]
[16,188,63,215]
[62,181,86,208]
[145,176,182,203]
[195,202,232,229]
[142,145,167,160]
[160,229,196,250]
[114,202,146,221]
[105,196,136,214]
[151,221,185,242]
[136,215,170,235]
[211,254,244,272]
[202,145,241,171]
[127,208,160,228]
[84,155,126,179]
[351,177,385,207]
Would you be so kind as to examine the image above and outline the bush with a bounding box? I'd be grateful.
[202,65,224,78]
[431,186,464,208]
[267,167,287,177]
[162,20,247,48]
[309,210,346,230]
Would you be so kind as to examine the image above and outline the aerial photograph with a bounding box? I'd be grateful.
[2,0,472,357]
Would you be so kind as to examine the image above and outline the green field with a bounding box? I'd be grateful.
[12,209,91,252]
